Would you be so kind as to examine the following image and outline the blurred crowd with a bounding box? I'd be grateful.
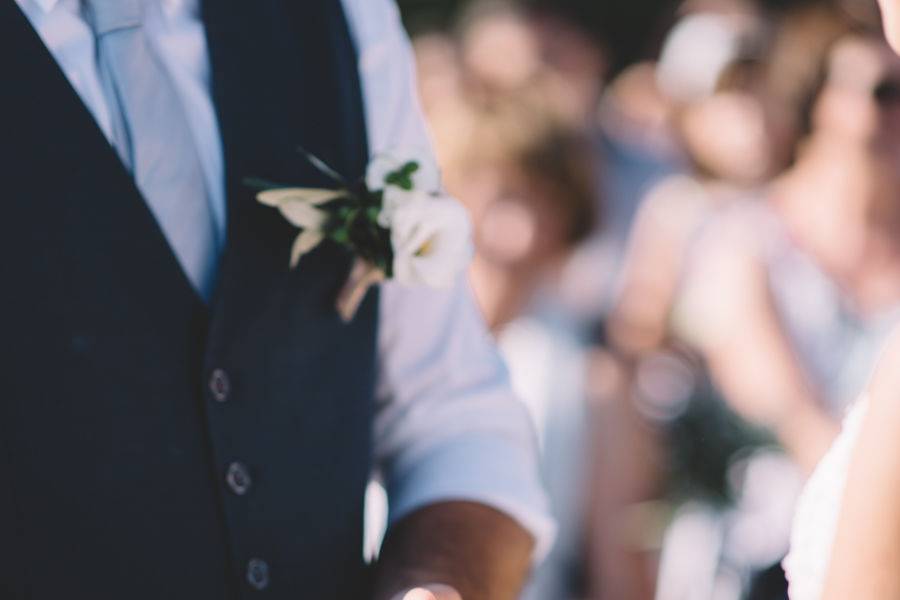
[398,0,900,598]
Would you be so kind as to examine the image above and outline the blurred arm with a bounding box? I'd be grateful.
[678,221,838,472]
[612,180,838,470]
[701,297,838,472]
[610,178,701,354]
[585,353,663,600]
[822,332,900,599]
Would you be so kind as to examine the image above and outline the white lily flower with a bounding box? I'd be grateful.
[390,193,473,288]
[255,149,468,319]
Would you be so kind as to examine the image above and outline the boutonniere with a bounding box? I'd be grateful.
[248,150,473,322]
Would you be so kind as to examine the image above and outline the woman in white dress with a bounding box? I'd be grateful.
[786,1,900,597]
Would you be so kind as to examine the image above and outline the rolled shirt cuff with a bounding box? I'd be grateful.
[386,432,557,563]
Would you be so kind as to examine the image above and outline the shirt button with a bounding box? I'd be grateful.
[246,558,270,591]
[226,461,252,496]
[209,369,231,403]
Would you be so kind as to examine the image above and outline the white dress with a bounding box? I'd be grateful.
[783,397,870,600]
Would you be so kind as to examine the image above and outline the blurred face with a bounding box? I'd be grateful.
[880,0,900,52]
[815,36,900,154]
[679,90,774,184]
[455,164,571,270]
[462,11,540,90]
[530,16,607,123]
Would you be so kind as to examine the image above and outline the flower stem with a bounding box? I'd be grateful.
[336,258,386,323]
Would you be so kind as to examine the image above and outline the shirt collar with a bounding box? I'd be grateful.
[31,0,60,13]
[24,0,198,17]
[161,0,200,18]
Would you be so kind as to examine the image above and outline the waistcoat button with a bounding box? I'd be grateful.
[226,461,252,496]
[247,558,270,590]
[209,369,231,403]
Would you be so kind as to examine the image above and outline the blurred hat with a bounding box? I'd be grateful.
[656,12,763,103]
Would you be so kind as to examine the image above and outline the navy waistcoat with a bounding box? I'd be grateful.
[0,1,377,598]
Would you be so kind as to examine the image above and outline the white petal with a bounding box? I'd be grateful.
[390,195,473,288]
[278,202,328,230]
[378,186,420,228]
[257,188,343,207]
[366,154,403,191]
[290,230,324,267]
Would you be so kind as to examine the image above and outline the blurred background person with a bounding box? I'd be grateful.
[680,23,900,472]
[595,4,788,598]
[443,95,600,600]
[394,1,900,599]
[604,3,900,599]
[784,1,900,598]
[691,24,900,599]
[408,4,610,598]
[424,8,604,596]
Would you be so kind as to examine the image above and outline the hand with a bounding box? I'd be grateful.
[390,584,462,600]
[375,502,534,600]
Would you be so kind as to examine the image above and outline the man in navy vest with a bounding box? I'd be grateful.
[0,0,553,599]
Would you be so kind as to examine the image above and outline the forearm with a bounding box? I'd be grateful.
[772,400,840,472]
[708,349,837,471]
[587,388,663,600]
[704,313,838,471]
[373,501,536,600]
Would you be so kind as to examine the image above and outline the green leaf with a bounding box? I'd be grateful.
[384,161,420,191]
[331,227,350,245]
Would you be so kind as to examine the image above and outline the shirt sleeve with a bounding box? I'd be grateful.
[376,278,556,561]
[340,0,556,560]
